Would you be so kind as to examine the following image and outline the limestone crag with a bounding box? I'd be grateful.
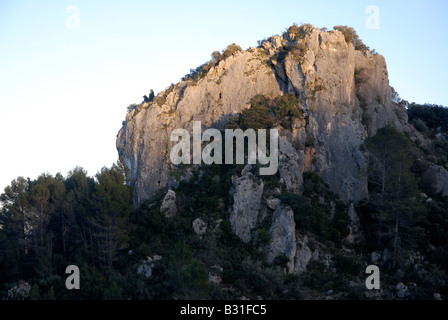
[117,24,417,276]
[117,25,409,207]
[230,171,264,243]
[267,205,296,273]
[160,189,177,217]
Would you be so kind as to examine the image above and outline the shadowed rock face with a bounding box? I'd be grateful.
[117,25,409,208]
[230,171,264,243]
[422,165,448,197]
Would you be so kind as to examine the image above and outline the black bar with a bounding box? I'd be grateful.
[0,300,446,319]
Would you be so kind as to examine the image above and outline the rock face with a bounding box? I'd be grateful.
[7,281,31,300]
[115,24,424,283]
[160,189,177,217]
[117,25,409,207]
[294,237,313,274]
[422,165,448,197]
[395,282,409,299]
[344,203,364,244]
[136,255,162,279]
[267,205,296,273]
[230,172,264,243]
[193,218,207,238]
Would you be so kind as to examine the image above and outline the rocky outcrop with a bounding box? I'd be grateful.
[160,189,177,217]
[117,25,410,207]
[136,255,162,278]
[266,197,281,210]
[230,171,264,243]
[344,203,364,244]
[422,165,448,197]
[208,265,223,285]
[193,218,207,238]
[7,281,31,300]
[294,237,313,274]
[267,205,296,273]
[278,136,304,193]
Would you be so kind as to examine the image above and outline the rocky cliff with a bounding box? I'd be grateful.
[117,24,409,208]
[112,25,448,299]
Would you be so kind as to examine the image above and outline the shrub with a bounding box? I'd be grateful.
[143,89,155,103]
[287,23,313,40]
[154,84,175,107]
[391,86,402,104]
[154,95,166,107]
[305,136,315,147]
[182,44,242,83]
[238,95,274,130]
[333,254,361,277]
[221,43,242,60]
[240,257,284,298]
[408,103,448,133]
[411,118,432,137]
[272,94,303,128]
[279,172,349,243]
[127,103,139,113]
[354,68,366,85]
[228,94,303,130]
[256,228,271,246]
[333,26,370,52]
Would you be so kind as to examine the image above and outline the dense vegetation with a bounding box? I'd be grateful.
[333,25,372,52]
[1,96,448,299]
[358,110,448,298]
[408,103,448,169]
[226,93,304,130]
[181,43,242,83]
[0,163,132,299]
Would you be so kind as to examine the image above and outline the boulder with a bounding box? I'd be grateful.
[208,265,223,285]
[396,282,409,299]
[160,189,177,217]
[422,165,448,197]
[137,255,162,279]
[193,218,207,238]
[266,197,281,210]
[7,281,31,300]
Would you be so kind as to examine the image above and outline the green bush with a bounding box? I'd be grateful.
[333,26,370,52]
[227,94,303,130]
[287,23,313,40]
[408,103,448,133]
[240,258,284,298]
[221,43,242,60]
[154,84,175,107]
[272,94,303,128]
[240,98,274,130]
[279,172,349,244]
[333,254,361,277]
[182,43,242,83]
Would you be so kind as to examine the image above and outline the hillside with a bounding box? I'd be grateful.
[1,24,448,300]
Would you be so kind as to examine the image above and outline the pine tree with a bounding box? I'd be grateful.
[92,162,132,270]
[0,177,32,280]
[364,126,419,268]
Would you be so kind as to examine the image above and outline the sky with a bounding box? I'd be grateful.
[0,0,447,194]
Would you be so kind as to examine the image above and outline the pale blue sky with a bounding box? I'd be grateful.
[0,0,447,193]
